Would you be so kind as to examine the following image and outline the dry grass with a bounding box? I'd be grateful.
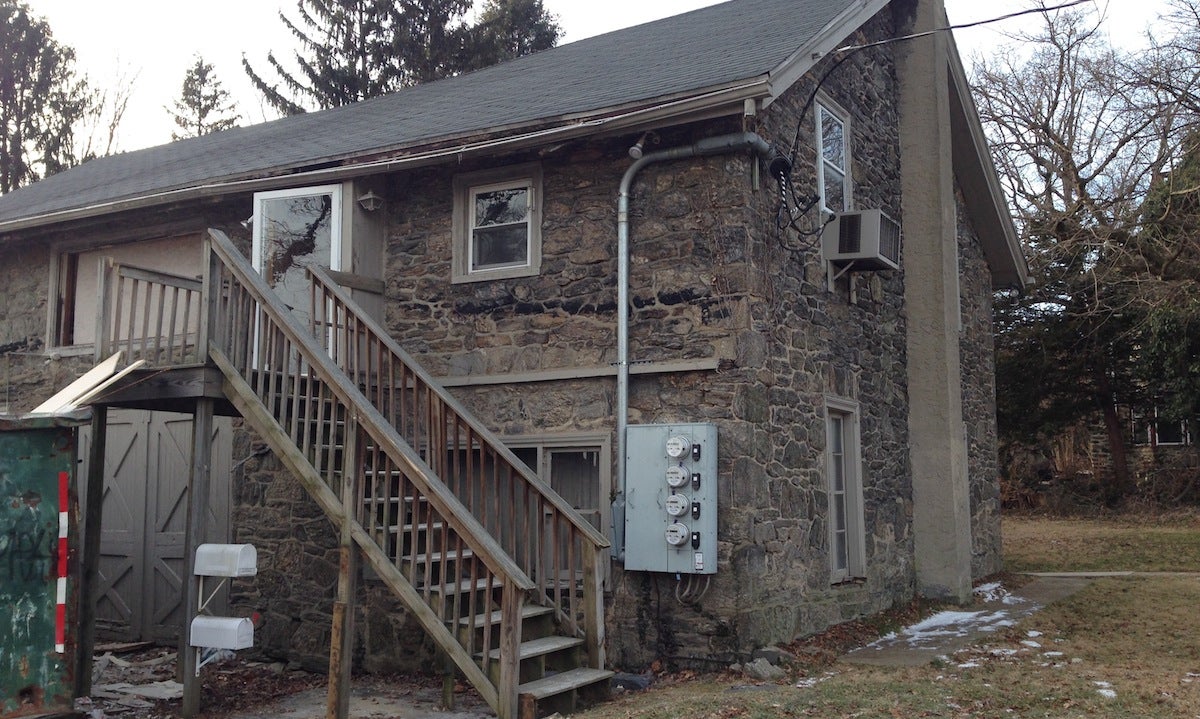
[572,517,1200,719]
[1003,514,1200,572]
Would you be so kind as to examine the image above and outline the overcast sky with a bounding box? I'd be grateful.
[23,0,1173,152]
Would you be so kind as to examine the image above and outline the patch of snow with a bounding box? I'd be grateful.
[1021,640,1042,648]
[1094,680,1117,699]
[957,661,981,668]
[990,648,1019,657]
[1043,651,1064,658]
[1026,630,1043,638]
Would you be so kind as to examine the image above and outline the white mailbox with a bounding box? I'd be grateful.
[195,543,257,577]
[190,616,254,650]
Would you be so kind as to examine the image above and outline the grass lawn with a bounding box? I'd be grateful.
[572,516,1200,719]
[1003,513,1200,572]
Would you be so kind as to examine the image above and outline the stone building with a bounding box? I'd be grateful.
[0,0,1026,716]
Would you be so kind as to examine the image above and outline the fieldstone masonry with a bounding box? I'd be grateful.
[0,2,1006,677]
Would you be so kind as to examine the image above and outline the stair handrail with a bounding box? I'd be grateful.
[307,263,611,553]
[203,228,536,594]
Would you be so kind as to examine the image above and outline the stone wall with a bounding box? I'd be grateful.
[956,189,1003,578]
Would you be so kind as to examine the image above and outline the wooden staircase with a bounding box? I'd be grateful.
[100,230,613,719]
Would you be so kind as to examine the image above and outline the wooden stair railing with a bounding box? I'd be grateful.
[304,264,610,662]
[198,229,611,719]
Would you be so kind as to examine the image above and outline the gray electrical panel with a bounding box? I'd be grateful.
[623,423,717,574]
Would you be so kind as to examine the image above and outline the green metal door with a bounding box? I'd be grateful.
[0,420,78,717]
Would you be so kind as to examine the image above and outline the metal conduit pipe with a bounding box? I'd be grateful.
[613,131,790,560]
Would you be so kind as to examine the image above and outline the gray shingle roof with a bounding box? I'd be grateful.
[0,0,853,227]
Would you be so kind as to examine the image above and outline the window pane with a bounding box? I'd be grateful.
[475,187,528,227]
[833,529,847,572]
[1156,418,1186,445]
[473,224,529,269]
[833,493,847,532]
[821,110,844,168]
[824,168,845,212]
[260,193,334,328]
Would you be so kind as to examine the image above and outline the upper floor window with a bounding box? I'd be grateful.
[252,184,342,329]
[452,164,542,283]
[816,99,851,214]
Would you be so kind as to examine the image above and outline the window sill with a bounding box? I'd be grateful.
[451,264,540,284]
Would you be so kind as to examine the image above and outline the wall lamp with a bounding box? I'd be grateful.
[357,190,384,212]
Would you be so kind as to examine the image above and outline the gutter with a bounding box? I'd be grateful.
[612,131,790,560]
[0,80,769,237]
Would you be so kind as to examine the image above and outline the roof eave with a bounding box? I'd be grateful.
[762,0,892,106]
[945,32,1030,290]
[0,79,771,237]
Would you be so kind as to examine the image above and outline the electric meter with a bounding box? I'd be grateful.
[664,493,689,517]
[665,522,690,546]
[665,465,689,488]
[665,436,690,459]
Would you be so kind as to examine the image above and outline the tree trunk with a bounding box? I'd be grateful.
[1095,371,1132,505]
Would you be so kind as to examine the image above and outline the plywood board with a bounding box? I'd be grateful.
[30,353,122,414]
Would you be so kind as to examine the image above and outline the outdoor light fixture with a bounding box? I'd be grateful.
[357,190,384,212]
[628,132,658,159]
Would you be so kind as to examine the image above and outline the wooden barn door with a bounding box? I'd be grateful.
[80,409,231,642]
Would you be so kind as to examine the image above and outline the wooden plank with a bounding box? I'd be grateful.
[323,268,385,296]
[583,542,606,669]
[485,634,581,662]
[496,583,524,719]
[328,417,358,719]
[75,406,107,698]
[30,352,121,414]
[434,357,722,387]
[518,667,614,700]
[69,359,148,409]
[180,397,214,718]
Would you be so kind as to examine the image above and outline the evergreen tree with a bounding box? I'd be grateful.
[243,0,559,116]
[167,55,240,140]
[460,0,561,73]
[0,0,93,193]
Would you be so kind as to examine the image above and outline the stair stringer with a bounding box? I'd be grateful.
[210,345,515,714]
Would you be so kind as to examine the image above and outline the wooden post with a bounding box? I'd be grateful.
[94,258,114,363]
[327,414,359,719]
[75,406,107,698]
[496,582,523,719]
[582,542,605,669]
[181,397,215,718]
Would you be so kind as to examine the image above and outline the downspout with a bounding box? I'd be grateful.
[613,131,790,560]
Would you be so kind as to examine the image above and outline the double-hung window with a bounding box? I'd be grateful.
[816,99,851,214]
[453,164,542,282]
[825,396,866,582]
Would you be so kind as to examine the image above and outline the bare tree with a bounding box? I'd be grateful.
[973,1,1200,503]
[74,63,137,160]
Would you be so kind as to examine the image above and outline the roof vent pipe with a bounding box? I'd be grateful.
[612,131,791,561]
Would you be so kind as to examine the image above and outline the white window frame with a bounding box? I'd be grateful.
[815,97,852,215]
[825,395,866,583]
[251,184,344,277]
[452,164,542,283]
[504,432,611,585]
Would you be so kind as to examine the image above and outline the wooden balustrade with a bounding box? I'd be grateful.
[306,265,609,651]
[203,229,533,715]
[94,259,203,365]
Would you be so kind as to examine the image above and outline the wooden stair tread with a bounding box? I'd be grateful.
[485,635,583,661]
[518,668,614,700]
[404,549,473,563]
[456,604,554,628]
[426,576,503,595]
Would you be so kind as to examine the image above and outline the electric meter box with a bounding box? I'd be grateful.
[623,423,717,574]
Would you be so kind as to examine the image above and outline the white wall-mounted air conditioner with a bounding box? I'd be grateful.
[821,209,902,271]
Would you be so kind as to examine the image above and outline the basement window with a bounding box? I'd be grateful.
[452,164,542,283]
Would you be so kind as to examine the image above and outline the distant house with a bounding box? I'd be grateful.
[0,0,1026,717]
